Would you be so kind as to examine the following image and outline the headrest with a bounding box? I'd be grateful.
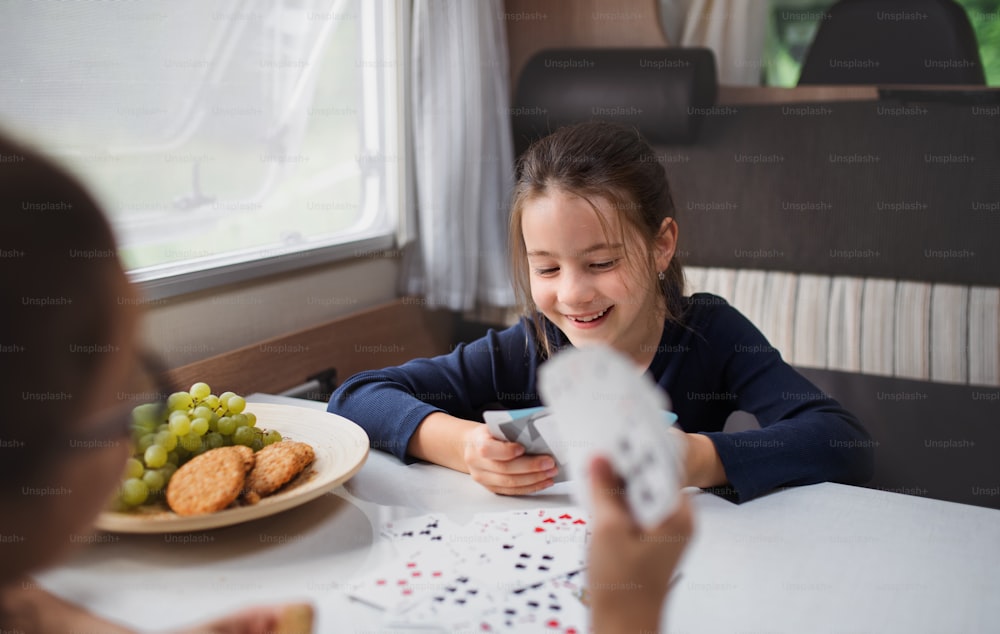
[511,48,717,152]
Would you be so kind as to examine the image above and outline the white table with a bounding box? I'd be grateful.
[37,396,1000,633]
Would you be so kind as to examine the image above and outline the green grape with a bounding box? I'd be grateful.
[189,382,211,400]
[232,426,255,447]
[244,412,257,428]
[179,432,202,452]
[231,413,248,428]
[131,403,161,427]
[131,419,157,436]
[159,464,177,482]
[263,430,283,446]
[192,405,214,420]
[167,451,180,465]
[166,391,194,412]
[168,415,191,437]
[216,416,236,436]
[218,391,237,411]
[250,437,263,451]
[121,478,149,506]
[144,444,168,468]
[124,457,145,479]
[137,433,157,454]
[207,416,219,433]
[154,430,178,451]
[190,417,210,436]
[226,395,246,414]
[157,423,170,433]
[204,432,224,450]
[202,394,220,410]
[142,469,165,492]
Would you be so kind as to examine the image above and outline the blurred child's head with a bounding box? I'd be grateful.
[508,121,684,360]
[0,132,143,582]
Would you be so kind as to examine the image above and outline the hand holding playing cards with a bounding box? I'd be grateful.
[462,424,559,495]
[587,455,693,634]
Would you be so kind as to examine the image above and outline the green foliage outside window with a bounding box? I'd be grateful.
[765,0,1000,86]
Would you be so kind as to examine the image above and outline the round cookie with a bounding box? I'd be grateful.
[244,440,315,504]
[166,445,255,516]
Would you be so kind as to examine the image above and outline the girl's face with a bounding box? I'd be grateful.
[521,188,676,366]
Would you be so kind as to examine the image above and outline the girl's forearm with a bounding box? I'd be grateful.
[405,412,480,472]
[684,433,728,488]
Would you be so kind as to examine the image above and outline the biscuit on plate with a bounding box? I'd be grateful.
[166,445,255,516]
[243,440,315,504]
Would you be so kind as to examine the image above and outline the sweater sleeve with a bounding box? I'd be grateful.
[327,320,539,462]
[695,302,875,502]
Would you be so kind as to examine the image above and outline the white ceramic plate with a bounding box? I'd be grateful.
[94,402,369,533]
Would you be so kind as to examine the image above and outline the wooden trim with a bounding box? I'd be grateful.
[718,85,879,105]
[165,299,455,397]
[505,0,669,90]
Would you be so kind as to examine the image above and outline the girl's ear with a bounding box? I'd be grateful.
[653,217,678,272]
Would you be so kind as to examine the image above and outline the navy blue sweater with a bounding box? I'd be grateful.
[328,294,874,502]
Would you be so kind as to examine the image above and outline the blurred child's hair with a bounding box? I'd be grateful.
[0,131,126,484]
[508,121,685,357]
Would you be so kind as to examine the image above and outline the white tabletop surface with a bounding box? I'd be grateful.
[36,395,1000,633]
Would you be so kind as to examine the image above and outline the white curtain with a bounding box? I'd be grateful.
[663,0,769,85]
[402,0,515,310]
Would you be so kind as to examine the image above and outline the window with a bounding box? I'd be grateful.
[766,0,1000,86]
[0,0,403,298]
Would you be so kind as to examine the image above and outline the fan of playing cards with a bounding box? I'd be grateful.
[538,344,687,530]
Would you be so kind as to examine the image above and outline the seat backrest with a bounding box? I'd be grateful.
[511,48,717,155]
[798,0,985,85]
[665,93,1000,509]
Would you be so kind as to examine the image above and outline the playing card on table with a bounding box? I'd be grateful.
[538,345,686,530]
[466,508,590,542]
[484,407,569,482]
[477,571,590,633]
[386,571,500,631]
[380,514,459,547]
[473,531,586,590]
[348,545,463,611]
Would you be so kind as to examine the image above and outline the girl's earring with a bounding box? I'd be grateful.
[658,270,666,281]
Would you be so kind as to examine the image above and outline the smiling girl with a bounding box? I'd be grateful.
[329,120,874,502]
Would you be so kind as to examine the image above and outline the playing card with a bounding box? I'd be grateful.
[380,514,459,547]
[475,532,586,590]
[537,345,687,530]
[478,571,590,633]
[348,546,462,611]
[484,407,569,482]
[387,571,499,631]
[506,509,590,547]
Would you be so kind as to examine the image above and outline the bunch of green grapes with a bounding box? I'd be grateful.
[118,382,283,508]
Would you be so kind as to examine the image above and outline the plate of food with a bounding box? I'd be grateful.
[95,402,369,533]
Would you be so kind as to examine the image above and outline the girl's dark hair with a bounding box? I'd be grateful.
[507,121,685,357]
[0,132,125,484]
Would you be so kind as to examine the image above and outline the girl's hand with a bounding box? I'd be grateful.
[461,424,559,495]
[588,455,694,634]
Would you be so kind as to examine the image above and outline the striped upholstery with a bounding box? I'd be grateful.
[684,266,1000,387]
